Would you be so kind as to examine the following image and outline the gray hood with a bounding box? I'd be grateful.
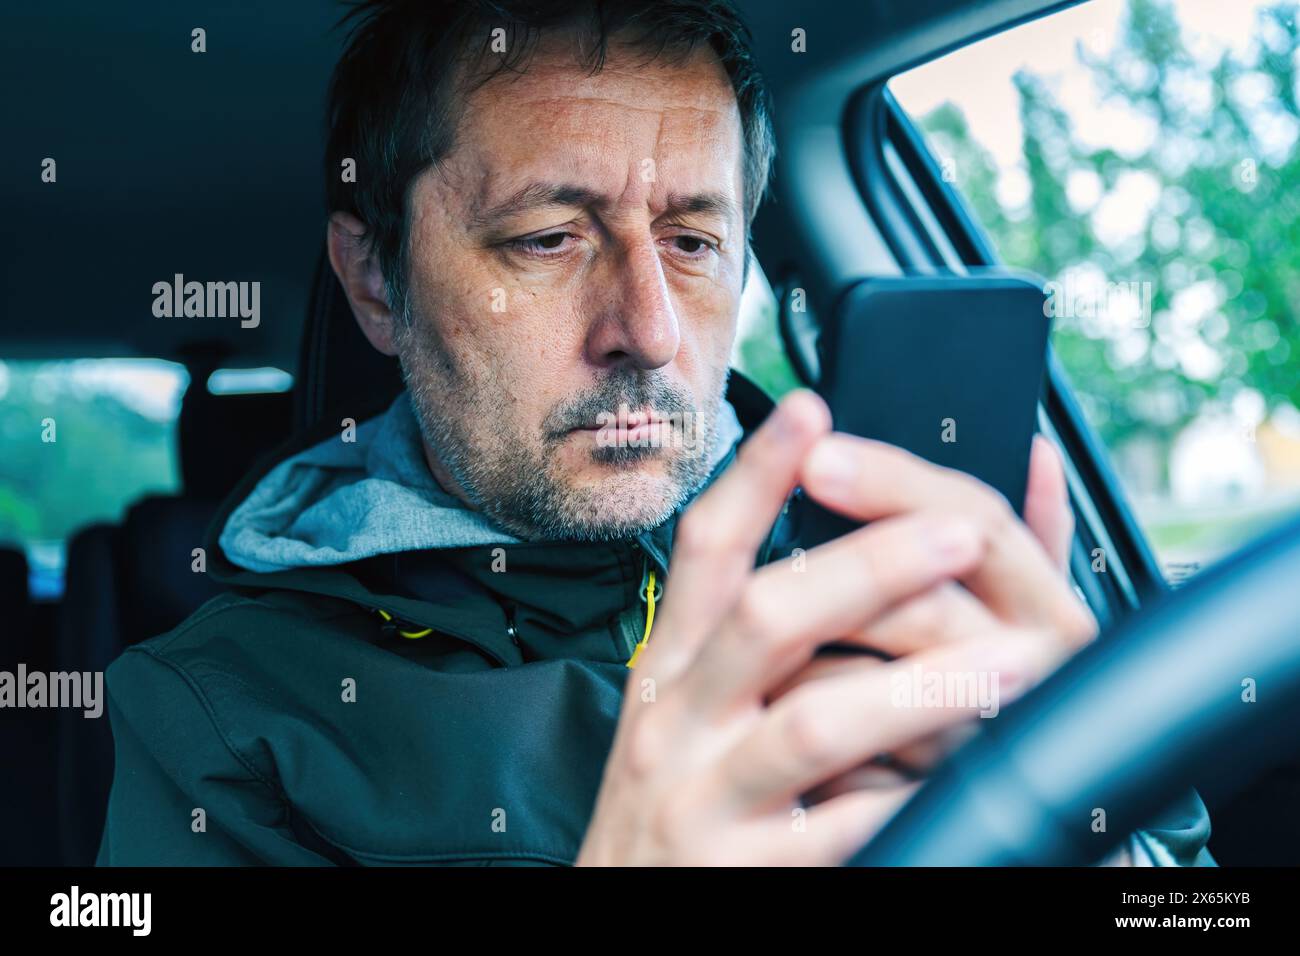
[219,390,744,573]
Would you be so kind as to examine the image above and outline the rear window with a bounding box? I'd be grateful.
[0,358,187,598]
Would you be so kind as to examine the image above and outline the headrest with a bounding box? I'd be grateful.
[119,497,223,644]
[294,248,404,432]
[179,389,293,499]
[0,548,29,623]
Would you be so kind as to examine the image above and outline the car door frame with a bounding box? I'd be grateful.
[750,0,1168,633]
[847,79,1169,629]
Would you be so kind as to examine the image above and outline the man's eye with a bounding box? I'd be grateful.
[666,235,715,257]
[508,232,576,257]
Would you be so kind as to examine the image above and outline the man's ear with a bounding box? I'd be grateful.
[326,212,400,356]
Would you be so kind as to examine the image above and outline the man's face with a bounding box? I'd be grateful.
[395,35,747,541]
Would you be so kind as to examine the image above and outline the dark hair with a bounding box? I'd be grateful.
[325,0,774,314]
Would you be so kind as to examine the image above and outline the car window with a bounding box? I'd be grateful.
[890,0,1300,583]
[0,358,187,598]
[731,255,803,399]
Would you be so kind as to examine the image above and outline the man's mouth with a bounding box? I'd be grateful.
[568,409,673,445]
[571,409,667,430]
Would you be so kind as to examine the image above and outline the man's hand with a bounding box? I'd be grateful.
[576,391,1067,866]
[775,432,1097,799]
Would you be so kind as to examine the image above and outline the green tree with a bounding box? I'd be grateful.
[917,0,1300,487]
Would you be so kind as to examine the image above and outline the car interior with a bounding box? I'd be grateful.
[3,0,1299,866]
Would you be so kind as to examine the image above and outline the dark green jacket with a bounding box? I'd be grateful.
[96,374,791,865]
[95,372,1213,866]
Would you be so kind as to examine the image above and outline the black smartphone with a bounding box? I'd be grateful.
[796,273,1054,553]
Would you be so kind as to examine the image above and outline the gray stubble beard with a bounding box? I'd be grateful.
[395,312,725,543]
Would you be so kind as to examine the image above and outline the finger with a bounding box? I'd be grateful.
[801,434,1095,647]
[765,651,885,705]
[768,656,983,787]
[847,581,999,658]
[753,785,919,866]
[798,724,977,801]
[890,722,980,773]
[681,512,985,713]
[802,763,916,803]
[882,627,1077,777]
[1024,434,1074,572]
[639,389,831,681]
[710,631,1054,814]
[802,720,979,794]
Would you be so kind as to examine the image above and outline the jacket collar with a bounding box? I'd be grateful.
[204,370,783,666]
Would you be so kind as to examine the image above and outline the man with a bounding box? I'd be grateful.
[97,0,1211,866]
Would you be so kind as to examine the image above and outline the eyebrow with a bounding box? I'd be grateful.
[468,180,740,231]
[469,182,602,230]
[662,190,740,224]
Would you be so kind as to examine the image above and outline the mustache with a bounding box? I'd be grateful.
[543,373,696,440]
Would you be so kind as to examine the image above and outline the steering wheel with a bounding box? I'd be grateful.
[847,513,1300,866]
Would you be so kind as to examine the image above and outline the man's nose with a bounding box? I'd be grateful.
[583,240,681,370]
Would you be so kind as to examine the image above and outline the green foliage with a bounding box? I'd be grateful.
[915,0,1300,469]
[0,363,179,548]
[733,287,804,399]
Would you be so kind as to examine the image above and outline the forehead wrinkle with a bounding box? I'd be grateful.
[506,93,736,124]
[485,41,737,106]
[448,60,743,227]
[495,98,740,181]
[467,105,737,201]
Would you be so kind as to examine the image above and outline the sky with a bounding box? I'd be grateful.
[890,0,1278,170]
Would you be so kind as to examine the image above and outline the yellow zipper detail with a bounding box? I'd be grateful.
[376,608,433,639]
[625,570,657,669]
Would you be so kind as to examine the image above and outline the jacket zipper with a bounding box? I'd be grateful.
[616,550,656,661]
[624,553,665,667]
